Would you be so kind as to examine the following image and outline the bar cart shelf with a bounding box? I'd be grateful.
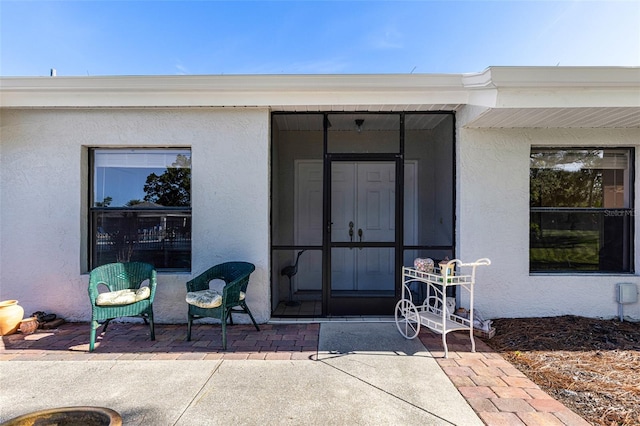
[395,258,491,358]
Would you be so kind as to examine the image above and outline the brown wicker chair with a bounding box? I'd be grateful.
[186,261,259,349]
[88,262,157,351]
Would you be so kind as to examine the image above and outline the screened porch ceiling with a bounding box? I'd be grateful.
[272,110,452,131]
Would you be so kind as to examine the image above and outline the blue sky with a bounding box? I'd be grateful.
[1,0,638,76]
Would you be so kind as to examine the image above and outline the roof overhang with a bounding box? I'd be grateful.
[461,67,640,128]
[1,66,638,128]
[0,74,469,108]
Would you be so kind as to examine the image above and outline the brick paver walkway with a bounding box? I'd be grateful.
[1,322,589,425]
[419,330,590,426]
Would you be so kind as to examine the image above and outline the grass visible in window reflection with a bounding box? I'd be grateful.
[530,230,599,271]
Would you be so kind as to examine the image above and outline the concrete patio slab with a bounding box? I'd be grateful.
[317,322,484,426]
[179,360,455,425]
[0,360,223,425]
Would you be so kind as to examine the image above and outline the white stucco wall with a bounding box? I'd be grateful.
[2,104,639,323]
[456,125,640,320]
[0,107,271,324]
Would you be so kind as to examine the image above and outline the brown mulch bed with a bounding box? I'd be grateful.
[482,316,640,426]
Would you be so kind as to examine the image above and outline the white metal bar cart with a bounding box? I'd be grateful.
[395,258,491,358]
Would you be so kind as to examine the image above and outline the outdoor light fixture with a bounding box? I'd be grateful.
[355,119,364,133]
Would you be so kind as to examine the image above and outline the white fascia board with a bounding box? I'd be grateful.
[0,74,469,108]
[463,66,640,108]
[467,66,640,88]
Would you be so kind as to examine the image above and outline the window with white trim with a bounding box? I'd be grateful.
[530,148,633,273]
[90,148,191,270]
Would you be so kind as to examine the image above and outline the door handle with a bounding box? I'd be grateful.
[348,221,354,242]
[358,228,363,242]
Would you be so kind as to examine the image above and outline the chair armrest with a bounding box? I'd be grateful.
[222,274,249,306]
[88,279,107,304]
[147,268,158,302]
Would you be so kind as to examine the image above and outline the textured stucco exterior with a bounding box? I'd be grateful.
[456,125,640,320]
[0,108,271,323]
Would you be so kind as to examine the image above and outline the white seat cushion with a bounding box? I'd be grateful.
[186,289,222,308]
[96,287,150,306]
[186,289,246,309]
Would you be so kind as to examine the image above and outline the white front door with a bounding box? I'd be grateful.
[294,160,416,296]
[331,162,395,292]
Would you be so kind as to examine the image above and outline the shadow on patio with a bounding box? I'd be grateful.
[0,322,319,360]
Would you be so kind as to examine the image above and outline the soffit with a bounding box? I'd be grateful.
[464,107,640,128]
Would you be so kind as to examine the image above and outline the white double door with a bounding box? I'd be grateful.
[330,161,396,292]
[294,160,416,294]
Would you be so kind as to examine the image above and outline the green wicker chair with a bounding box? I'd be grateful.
[88,262,157,352]
[186,261,259,349]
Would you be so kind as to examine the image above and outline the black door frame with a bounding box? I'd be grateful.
[321,112,405,315]
[270,111,457,317]
[323,154,404,315]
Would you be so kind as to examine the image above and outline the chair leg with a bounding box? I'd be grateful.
[148,309,155,341]
[228,304,260,331]
[89,320,99,352]
[221,315,227,350]
[102,319,112,333]
[242,302,260,331]
[187,314,193,341]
